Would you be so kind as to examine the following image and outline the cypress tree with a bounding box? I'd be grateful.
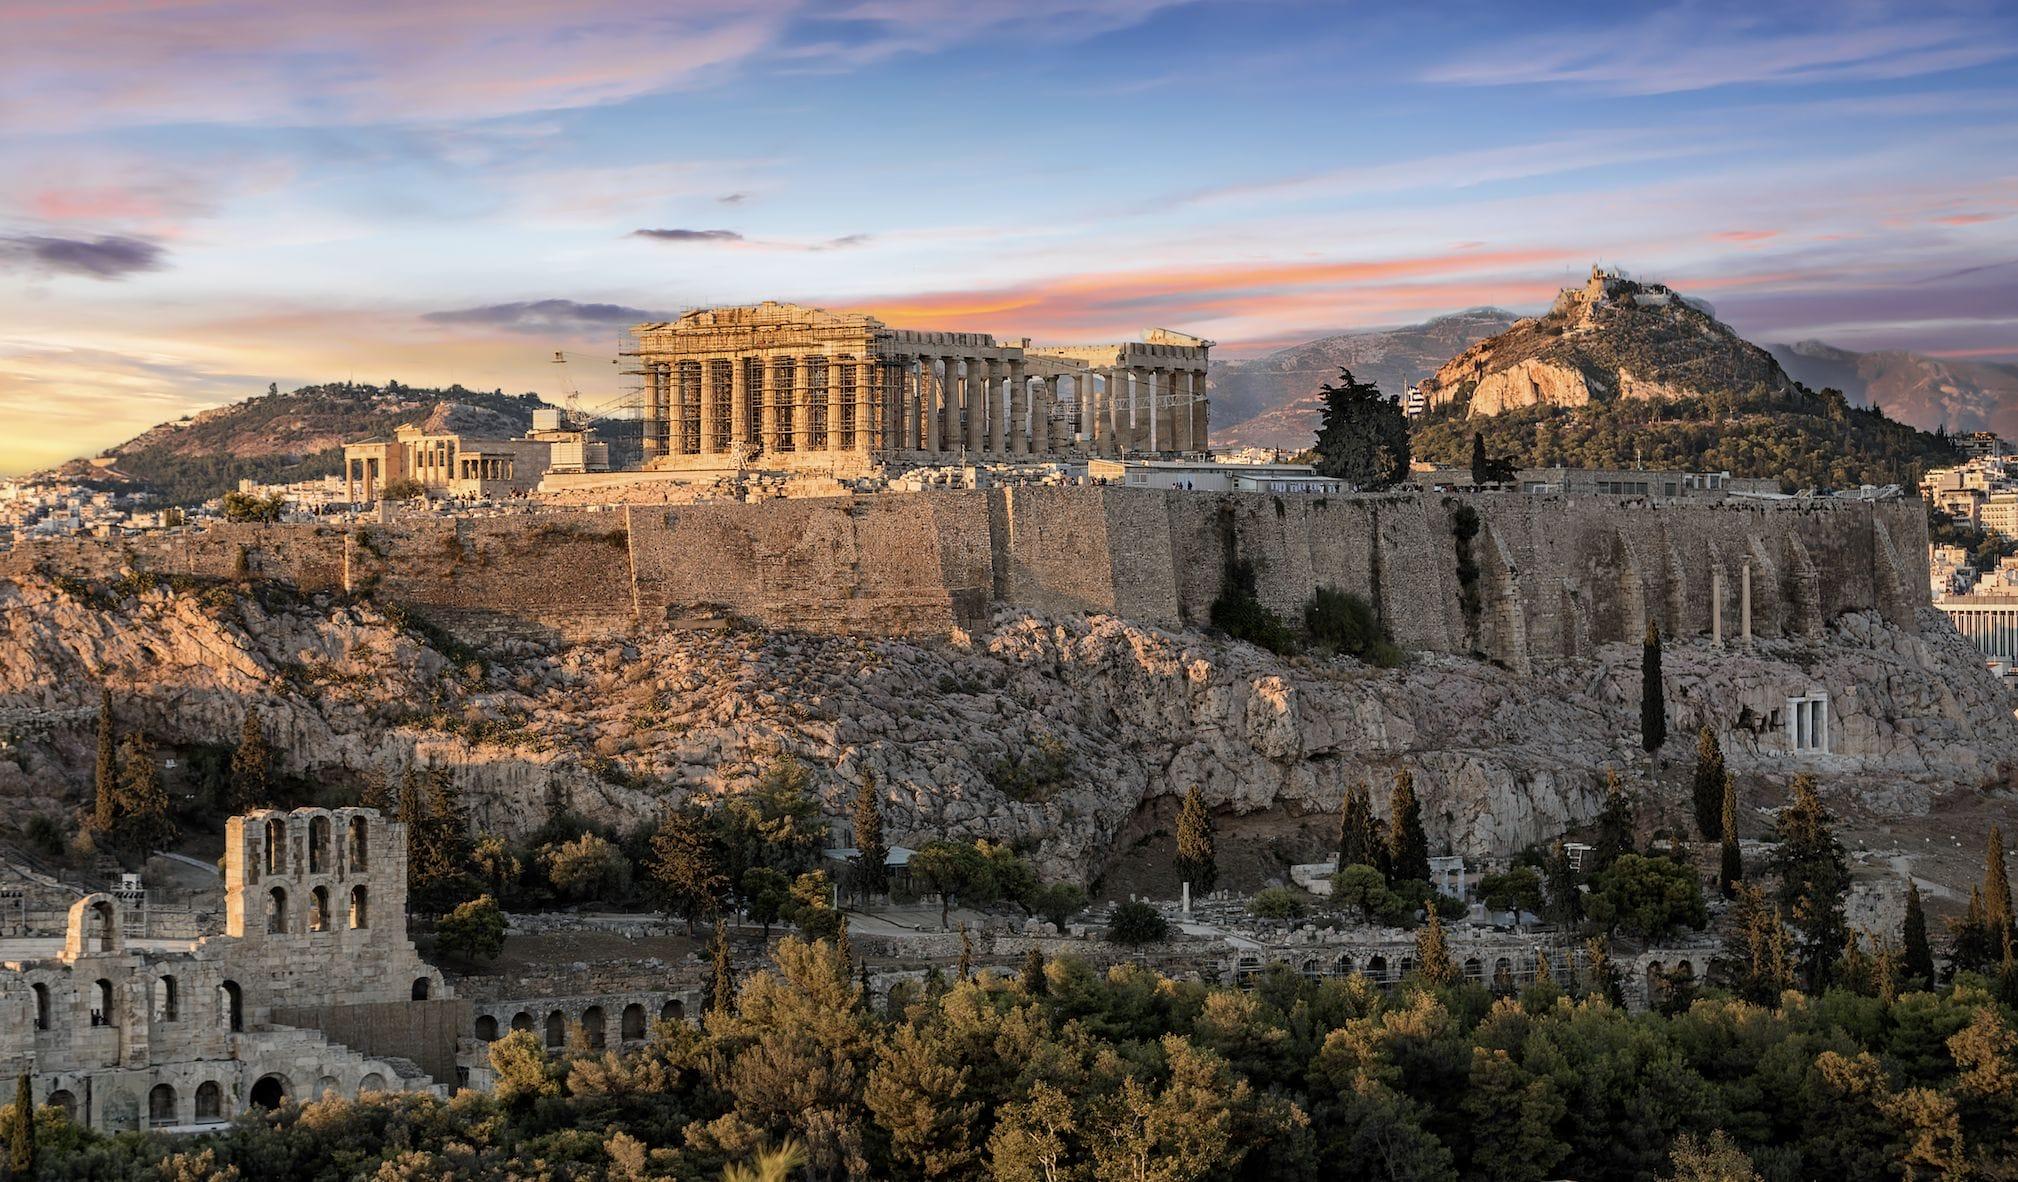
[1584,935,1624,1006]
[1691,727,1725,839]
[1901,881,1935,991]
[1414,906,1458,988]
[1470,431,1490,486]
[851,773,888,902]
[1021,947,1048,996]
[1718,775,1742,897]
[1387,769,1431,885]
[92,687,117,835]
[1337,782,1383,872]
[1175,785,1217,894]
[228,710,271,812]
[1591,770,1635,874]
[114,735,178,863]
[1954,886,1995,972]
[1984,825,2014,946]
[1641,622,1666,753]
[1769,774,1849,992]
[7,1072,32,1179]
[710,923,735,1015]
[1544,840,1583,926]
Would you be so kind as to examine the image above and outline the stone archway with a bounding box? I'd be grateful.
[250,1074,288,1110]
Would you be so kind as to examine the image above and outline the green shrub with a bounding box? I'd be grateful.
[1106,900,1170,945]
[1303,587,1402,666]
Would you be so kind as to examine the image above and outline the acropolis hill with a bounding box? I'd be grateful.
[3,483,2012,889]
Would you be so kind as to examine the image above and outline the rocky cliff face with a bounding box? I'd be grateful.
[2,576,2010,882]
[1771,340,2018,437]
[1420,269,1798,416]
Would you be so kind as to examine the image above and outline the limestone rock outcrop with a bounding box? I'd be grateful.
[0,576,2010,881]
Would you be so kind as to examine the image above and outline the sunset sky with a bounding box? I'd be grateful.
[2,0,2015,473]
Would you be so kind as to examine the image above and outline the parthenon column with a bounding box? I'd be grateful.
[964,359,985,453]
[729,357,749,447]
[827,358,847,451]
[1007,359,1029,454]
[942,357,961,452]
[1740,560,1753,647]
[1171,369,1194,453]
[1031,377,1051,453]
[1191,368,1209,451]
[641,364,666,462]
[922,359,941,452]
[790,359,812,452]
[698,360,718,454]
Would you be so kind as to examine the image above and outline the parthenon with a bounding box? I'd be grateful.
[623,302,1212,464]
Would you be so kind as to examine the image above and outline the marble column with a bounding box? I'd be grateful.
[1008,360,1029,454]
[792,359,813,452]
[1191,367,1210,451]
[1031,376,1051,453]
[1711,566,1725,647]
[731,358,751,447]
[923,358,941,452]
[828,358,848,451]
[942,357,961,452]
[698,360,718,454]
[1172,369,1194,453]
[965,358,986,453]
[1740,560,1753,647]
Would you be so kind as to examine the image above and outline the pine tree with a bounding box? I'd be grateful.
[647,806,728,937]
[228,711,271,812]
[1021,947,1048,996]
[1591,770,1635,874]
[710,922,735,1015]
[1414,907,1458,988]
[1902,880,1935,991]
[1769,774,1849,992]
[1174,785,1217,894]
[357,770,392,813]
[1691,727,1725,839]
[1337,782,1383,872]
[1953,886,1996,972]
[1387,769,1431,884]
[957,921,974,982]
[1641,622,1666,753]
[1311,368,1410,489]
[1984,825,2015,947]
[92,687,117,835]
[851,773,888,902]
[8,1072,33,1179]
[1718,775,1743,897]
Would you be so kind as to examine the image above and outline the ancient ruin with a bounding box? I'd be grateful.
[623,302,1212,465]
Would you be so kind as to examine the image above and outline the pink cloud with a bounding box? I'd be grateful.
[1936,212,2004,225]
[1711,230,1780,243]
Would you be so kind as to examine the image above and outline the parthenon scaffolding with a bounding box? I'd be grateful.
[620,302,1211,465]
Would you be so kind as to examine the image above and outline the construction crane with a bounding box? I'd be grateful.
[549,350,623,426]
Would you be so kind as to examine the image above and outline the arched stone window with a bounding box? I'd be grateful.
[154,975,178,1021]
[411,977,431,1000]
[309,887,330,933]
[1463,957,1485,983]
[1367,955,1389,982]
[32,982,50,1030]
[544,1011,565,1049]
[348,817,369,871]
[267,886,288,934]
[660,998,685,1023]
[195,1081,224,1122]
[581,1005,605,1049]
[1493,957,1515,992]
[315,1076,340,1099]
[48,1090,76,1120]
[91,898,118,951]
[265,818,287,875]
[309,815,332,873]
[358,1073,386,1094]
[91,978,114,1026]
[219,980,243,1032]
[510,1011,533,1032]
[621,1003,646,1041]
[474,1015,498,1041]
[148,1083,177,1127]
[349,885,368,929]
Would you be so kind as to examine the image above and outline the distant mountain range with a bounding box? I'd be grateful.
[1210,309,1521,450]
[1767,341,2018,438]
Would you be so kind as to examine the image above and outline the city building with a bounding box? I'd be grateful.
[1085,457,1346,493]
[623,302,1212,465]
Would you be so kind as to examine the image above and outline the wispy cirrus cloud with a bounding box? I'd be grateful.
[1425,4,2016,94]
[0,234,166,279]
[630,227,872,251]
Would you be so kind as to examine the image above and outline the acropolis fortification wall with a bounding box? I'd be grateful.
[3,488,1929,666]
